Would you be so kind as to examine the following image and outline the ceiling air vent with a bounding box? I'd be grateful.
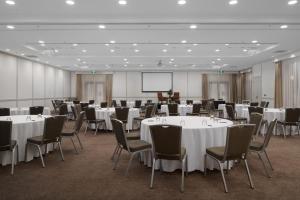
[273,50,287,54]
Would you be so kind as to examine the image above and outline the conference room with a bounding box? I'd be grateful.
[1,0,300,199]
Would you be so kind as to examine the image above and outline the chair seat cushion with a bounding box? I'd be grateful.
[278,121,298,126]
[235,117,247,121]
[0,140,17,151]
[126,132,140,140]
[133,117,145,121]
[186,113,199,116]
[156,147,186,160]
[169,113,179,116]
[27,136,49,145]
[61,131,75,137]
[128,140,151,152]
[88,119,105,123]
[206,146,225,160]
[249,141,263,151]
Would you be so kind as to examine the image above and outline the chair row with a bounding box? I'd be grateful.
[0,106,45,116]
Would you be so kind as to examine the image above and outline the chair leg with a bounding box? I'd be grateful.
[218,161,228,193]
[125,153,135,176]
[258,152,271,178]
[94,123,99,135]
[113,148,122,170]
[244,159,254,189]
[11,148,15,175]
[37,145,45,168]
[57,142,65,161]
[111,145,119,160]
[185,154,188,176]
[150,158,156,189]
[24,143,28,162]
[226,161,229,174]
[181,157,186,193]
[282,125,286,139]
[84,121,89,135]
[44,144,48,156]
[16,144,19,163]
[75,134,83,150]
[264,150,274,171]
[70,137,79,154]
[204,154,207,176]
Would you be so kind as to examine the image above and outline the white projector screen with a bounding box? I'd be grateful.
[142,72,173,92]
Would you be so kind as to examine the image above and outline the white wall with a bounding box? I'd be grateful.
[0,52,71,108]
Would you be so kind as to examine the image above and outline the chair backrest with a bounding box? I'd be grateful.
[192,103,201,114]
[75,111,85,132]
[101,102,108,108]
[249,113,263,136]
[213,100,226,109]
[285,108,300,123]
[150,125,182,160]
[223,124,255,161]
[134,100,142,108]
[80,103,89,111]
[250,102,259,107]
[186,100,193,105]
[260,101,267,108]
[151,103,158,116]
[157,92,163,99]
[71,106,77,120]
[29,106,44,115]
[262,119,277,149]
[202,100,208,109]
[74,104,82,116]
[168,104,178,114]
[51,100,57,110]
[248,106,264,115]
[145,105,154,118]
[85,107,96,121]
[225,103,235,112]
[115,107,129,122]
[88,100,95,105]
[59,103,68,115]
[73,100,80,104]
[112,100,117,107]
[111,118,128,150]
[120,100,127,107]
[225,105,235,120]
[0,121,12,150]
[147,100,152,104]
[0,108,10,116]
[242,100,250,104]
[43,116,65,142]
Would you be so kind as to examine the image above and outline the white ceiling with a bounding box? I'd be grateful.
[0,0,300,72]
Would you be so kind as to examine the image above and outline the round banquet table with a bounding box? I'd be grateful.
[0,115,52,166]
[10,107,51,116]
[95,107,140,130]
[161,104,193,116]
[241,108,285,134]
[218,104,250,118]
[140,116,233,172]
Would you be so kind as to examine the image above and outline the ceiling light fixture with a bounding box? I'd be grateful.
[181,40,187,43]
[290,54,296,58]
[82,49,87,53]
[40,43,45,47]
[123,58,128,61]
[177,0,186,5]
[6,25,15,30]
[280,24,288,29]
[124,64,127,67]
[73,43,78,47]
[110,49,115,53]
[98,25,106,29]
[164,44,169,46]
[243,49,248,52]
[215,49,220,52]
[225,43,229,46]
[118,0,127,5]
[288,0,298,5]
[38,40,45,44]
[229,0,238,5]
[105,43,110,46]
[212,61,216,64]
[132,43,137,46]
[193,43,198,46]
[139,64,143,67]
[110,40,116,44]
[217,58,221,61]
[65,0,75,5]
[5,49,11,52]
[251,40,258,44]
[189,24,197,29]
[134,49,140,53]
[5,0,15,5]
[187,49,192,52]
[162,49,168,52]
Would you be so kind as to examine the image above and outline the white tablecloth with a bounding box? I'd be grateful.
[218,104,250,118]
[95,107,140,130]
[161,104,193,116]
[0,115,52,166]
[10,107,51,116]
[140,116,233,172]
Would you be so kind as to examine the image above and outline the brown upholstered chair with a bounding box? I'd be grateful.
[204,124,255,193]
[186,100,193,105]
[120,100,127,107]
[101,102,108,108]
[73,100,80,104]
[149,125,187,192]
[88,100,95,105]
[187,104,202,116]
[51,100,58,114]
[111,119,152,176]
[29,106,44,115]
[260,101,268,108]
[248,106,268,129]
[84,107,106,135]
[250,119,277,178]
[133,105,154,129]
[168,104,179,116]
[249,113,263,136]
[80,103,89,112]
[225,105,247,123]
[61,111,85,153]
[277,108,300,138]
[134,100,142,108]
[250,102,259,107]
[171,92,180,102]
[25,116,66,168]
[0,108,10,116]
[157,92,167,103]
[0,121,18,175]
[242,100,250,104]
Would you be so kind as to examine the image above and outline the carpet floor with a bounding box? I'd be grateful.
[1,122,300,200]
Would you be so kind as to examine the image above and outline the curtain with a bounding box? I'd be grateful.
[282,57,300,108]
[240,73,247,101]
[76,74,82,101]
[202,74,208,99]
[105,74,113,106]
[230,74,238,103]
[274,61,283,108]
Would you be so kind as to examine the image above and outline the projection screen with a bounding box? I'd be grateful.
[142,72,173,92]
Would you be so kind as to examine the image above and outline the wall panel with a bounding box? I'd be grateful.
[17,59,32,99]
[0,53,17,100]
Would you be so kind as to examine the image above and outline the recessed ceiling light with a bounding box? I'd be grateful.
[6,25,15,30]
[170,58,175,61]
[290,54,296,58]
[162,49,168,52]
[98,25,106,29]
[110,49,115,53]
[118,0,127,5]
[177,0,186,5]
[125,61,129,64]
[80,66,89,69]
[174,64,178,67]
[274,59,279,62]
[192,64,196,67]
[217,58,221,61]
[139,64,144,67]
[280,24,288,29]
[164,44,169,46]
[20,53,25,56]
[54,49,59,53]
[105,43,110,46]
[73,43,78,47]
[124,64,128,67]
[256,43,261,46]
[123,58,128,61]
[189,24,197,29]
[82,49,87,53]
[65,0,75,5]
[288,0,298,5]
[243,49,248,52]
[77,58,81,61]
[132,43,137,46]
[5,48,11,52]
[229,0,238,5]
[134,49,140,53]
[181,40,187,43]
[40,43,45,47]
[215,49,220,52]
[212,61,216,64]
[38,40,45,44]
[5,0,15,5]
[187,49,192,52]
[225,43,229,46]
[82,61,87,64]
[110,40,116,44]
[251,40,258,44]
